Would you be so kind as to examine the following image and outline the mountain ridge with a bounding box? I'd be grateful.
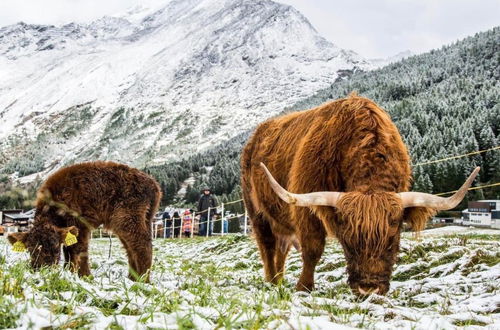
[0,0,375,179]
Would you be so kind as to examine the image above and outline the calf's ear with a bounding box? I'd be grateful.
[58,226,79,246]
[7,232,28,245]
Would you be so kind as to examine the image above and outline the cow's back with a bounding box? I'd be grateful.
[37,161,160,227]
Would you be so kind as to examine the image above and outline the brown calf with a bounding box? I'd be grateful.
[8,161,161,281]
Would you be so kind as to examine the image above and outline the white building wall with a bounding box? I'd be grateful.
[463,211,492,227]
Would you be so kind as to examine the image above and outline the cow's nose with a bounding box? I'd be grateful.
[358,286,380,295]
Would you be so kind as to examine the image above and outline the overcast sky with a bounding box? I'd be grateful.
[0,0,498,58]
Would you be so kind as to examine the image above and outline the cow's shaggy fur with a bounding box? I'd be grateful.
[241,94,435,294]
[8,161,161,281]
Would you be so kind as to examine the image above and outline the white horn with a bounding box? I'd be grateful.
[399,167,480,210]
[260,163,343,207]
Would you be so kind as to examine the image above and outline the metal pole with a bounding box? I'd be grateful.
[221,202,224,236]
[163,217,167,238]
[206,207,210,237]
[244,208,248,235]
[171,216,174,238]
[180,213,184,239]
[191,212,195,238]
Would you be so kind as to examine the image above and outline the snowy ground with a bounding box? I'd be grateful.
[0,227,499,329]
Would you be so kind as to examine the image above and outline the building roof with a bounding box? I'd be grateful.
[4,213,31,220]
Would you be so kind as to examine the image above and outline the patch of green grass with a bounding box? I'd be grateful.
[0,295,22,328]
[407,298,433,308]
[462,250,500,276]
[429,251,463,268]
[393,263,430,281]
[234,261,249,270]
[58,312,95,329]
[176,314,196,329]
[91,297,121,316]
[444,233,500,241]
[453,319,488,326]
[317,260,346,272]
[399,243,450,264]
[319,283,352,299]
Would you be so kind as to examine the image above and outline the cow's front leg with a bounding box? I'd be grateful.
[63,245,71,269]
[296,225,326,291]
[67,230,91,277]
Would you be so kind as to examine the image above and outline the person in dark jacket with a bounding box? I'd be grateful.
[172,211,181,238]
[197,188,217,236]
[162,210,172,238]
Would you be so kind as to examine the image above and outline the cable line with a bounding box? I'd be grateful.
[413,145,500,166]
[434,182,500,196]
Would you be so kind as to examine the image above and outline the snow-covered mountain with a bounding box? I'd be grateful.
[369,50,414,67]
[0,0,375,179]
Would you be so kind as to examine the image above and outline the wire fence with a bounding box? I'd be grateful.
[90,201,249,240]
[413,145,500,166]
[89,145,500,240]
[30,145,500,241]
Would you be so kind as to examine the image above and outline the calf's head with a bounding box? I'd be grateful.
[8,224,79,269]
[260,163,479,295]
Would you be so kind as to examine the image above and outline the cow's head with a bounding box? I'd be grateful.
[8,224,79,269]
[260,163,479,295]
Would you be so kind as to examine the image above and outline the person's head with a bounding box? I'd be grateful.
[203,188,211,195]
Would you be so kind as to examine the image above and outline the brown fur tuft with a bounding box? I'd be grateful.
[404,207,437,232]
[336,192,403,256]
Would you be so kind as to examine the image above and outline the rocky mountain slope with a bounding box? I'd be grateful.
[0,0,374,179]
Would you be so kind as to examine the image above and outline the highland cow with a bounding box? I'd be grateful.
[8,161,161,281]
[241,94,479,295]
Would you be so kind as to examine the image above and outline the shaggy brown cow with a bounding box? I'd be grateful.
[8,161,161,281]
[241,94,479,295]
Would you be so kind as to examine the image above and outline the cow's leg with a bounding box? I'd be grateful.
[63,246,71,269]
[118,236,138,275]
[126,231,152,282]
[296,218,326,291]
[66,229,91,277]
[252,213,279,283]
[114,213,153,282]
[274,239,291,282]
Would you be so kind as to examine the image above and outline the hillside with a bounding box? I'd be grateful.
[0,0,373,179]
[157,27,499,205]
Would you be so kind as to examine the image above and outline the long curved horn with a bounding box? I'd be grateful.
[399,167,480,210]
[260,163,343,207]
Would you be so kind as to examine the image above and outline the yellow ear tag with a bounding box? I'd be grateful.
[65,232,78,246]
[12,241,26,252]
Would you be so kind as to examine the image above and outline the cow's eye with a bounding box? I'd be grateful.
[376,153,387,161]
